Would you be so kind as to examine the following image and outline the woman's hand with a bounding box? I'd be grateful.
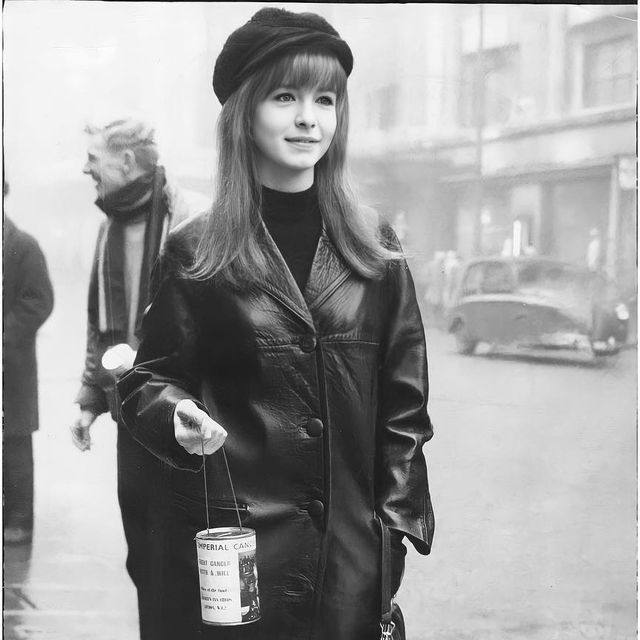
[174,399,227,455]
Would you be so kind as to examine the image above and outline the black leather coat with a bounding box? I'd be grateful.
[118,216,434,640]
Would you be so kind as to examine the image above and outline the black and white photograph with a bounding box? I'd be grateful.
[3,2,637,639]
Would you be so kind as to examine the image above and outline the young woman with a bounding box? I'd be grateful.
[118,8,434,640]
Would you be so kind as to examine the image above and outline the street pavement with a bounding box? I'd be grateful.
[3,276,637,640]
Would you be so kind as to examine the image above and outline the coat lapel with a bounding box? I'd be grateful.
[256,225,351,328]
[304,228,351,312]
[256,223,315,330]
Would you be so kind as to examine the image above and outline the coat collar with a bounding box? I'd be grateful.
[305,229,351,311]
[257,223,351,329]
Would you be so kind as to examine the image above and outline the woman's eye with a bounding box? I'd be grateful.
[317,95,335,106]
[274,93,295,103]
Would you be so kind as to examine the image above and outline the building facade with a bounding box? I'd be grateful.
[345,4,637,299]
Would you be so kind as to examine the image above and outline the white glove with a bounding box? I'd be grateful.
[174,399,227,455]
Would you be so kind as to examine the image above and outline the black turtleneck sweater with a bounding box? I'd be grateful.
[261,184,322,292]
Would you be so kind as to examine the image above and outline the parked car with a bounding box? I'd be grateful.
[446,256,629,357]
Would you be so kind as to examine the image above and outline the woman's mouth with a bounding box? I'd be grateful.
[285,137,319,144]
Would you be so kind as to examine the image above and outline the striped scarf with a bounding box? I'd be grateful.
[88,167,170,342]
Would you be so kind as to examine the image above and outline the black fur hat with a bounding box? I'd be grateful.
[213,7,354,105]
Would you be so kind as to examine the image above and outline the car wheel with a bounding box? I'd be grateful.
[454,321,476,355]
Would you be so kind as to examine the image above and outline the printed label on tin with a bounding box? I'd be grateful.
[196,534,260,624]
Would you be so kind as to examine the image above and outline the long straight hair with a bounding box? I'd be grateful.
[187,52,402,286]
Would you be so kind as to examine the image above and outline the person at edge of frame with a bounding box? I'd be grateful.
[68,118,210,635]
[117,8,435,640]
[3,179,55,545]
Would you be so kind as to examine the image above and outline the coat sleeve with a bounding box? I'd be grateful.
[74,226,110,416]
[116,239,207,472]
[375,255,435,556]
[4,235,54,347]
[74,321,110,416]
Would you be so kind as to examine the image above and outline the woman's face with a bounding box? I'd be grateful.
[252,86,337,191]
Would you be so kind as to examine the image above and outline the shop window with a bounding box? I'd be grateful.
[584,36,634,107]
[459,45,520,128]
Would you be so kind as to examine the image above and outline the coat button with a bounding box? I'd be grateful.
[306,418,324,437]
[308,500,324,520]
[299,335,316,352]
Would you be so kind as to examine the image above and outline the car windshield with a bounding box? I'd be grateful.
[516,262,615,302]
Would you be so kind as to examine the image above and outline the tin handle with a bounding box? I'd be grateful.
[201,439,211,533]
[201,438,244,533]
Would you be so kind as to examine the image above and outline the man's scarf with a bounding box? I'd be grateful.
[87,166,170,341]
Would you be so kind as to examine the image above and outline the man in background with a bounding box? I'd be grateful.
[69,118,209,635]
[70,117,208,447]
[4,180,55,544]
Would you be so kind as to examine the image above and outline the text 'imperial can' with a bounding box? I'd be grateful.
[195,527,261,626]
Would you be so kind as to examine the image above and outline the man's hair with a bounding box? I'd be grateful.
[84,118,159,172]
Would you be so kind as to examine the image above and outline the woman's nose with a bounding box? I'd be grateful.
[295,99,317,128]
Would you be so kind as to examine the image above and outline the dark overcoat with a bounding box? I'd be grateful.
[3,218,54,436]
[118,215,435,640]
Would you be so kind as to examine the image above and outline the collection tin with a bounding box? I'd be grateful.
[195,527,261,626]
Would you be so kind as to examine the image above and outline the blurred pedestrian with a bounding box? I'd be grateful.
[501,236,513,256]
[117,8,435,640]
[423,250,445,328]
[69,118,209,631]
[3,182,54,545]
[587,227,602,271]
[442,249,462,311]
